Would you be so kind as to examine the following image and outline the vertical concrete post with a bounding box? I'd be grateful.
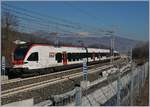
[144,63,146,80]
[111,34,115,64]
[138,67,141,98]
[110,35,114,65]
[117,68,121,106]
[142,65,144,87]
[147,62,148,77]
[129,48,134,105]
[137,68,139,95]
[1,56,8,81]
[75,84,82,106]
[130,48,132,62]
[130,62,134,106]
[2,56,6,75]
[83,58,88,81]
[145,62,148,79]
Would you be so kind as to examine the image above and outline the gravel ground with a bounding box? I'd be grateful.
[135,77,149,106]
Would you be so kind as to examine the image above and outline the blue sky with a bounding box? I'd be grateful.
[2,1,149,41]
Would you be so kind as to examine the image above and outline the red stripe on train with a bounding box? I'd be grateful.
[12,60,24,65]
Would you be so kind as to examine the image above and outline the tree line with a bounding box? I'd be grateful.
[132,41,149,63]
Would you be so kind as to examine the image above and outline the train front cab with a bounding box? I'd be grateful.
[9,44,40,78]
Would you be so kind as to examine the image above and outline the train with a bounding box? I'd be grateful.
[7,43,120,78]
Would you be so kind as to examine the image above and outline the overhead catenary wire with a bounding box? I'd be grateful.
[63,1,111,34]
[2,2,137,43]
[2,7,80,35]
[2,2,136,44]
[2,4,96,31]
[1,3,109,35]
[2,8,76,34]
[2,3,81,29]
[63,2,105,23]
[2,7,78,31]
[4,3,82,26]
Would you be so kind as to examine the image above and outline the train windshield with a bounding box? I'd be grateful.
[14,45,30,60]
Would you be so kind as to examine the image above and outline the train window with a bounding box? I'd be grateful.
[93,53,95,59]
[89,53,92,59]
[72,53,76,61]
[80,53,82,60]
[115,53,118,56]
[72,53,79,61]
[70,53,73,61]
[87,53,92,59]
[14,45,30,60]
[67,53,72,61]
[74,53,77,61]
[78,53,81,60]
[87,53,90,58]
[95,53,97,58]
[81,53,83,59]
[80,53,83,59]
[98,53,101,58]
[76,53,79,61]
[27,52,38,61]
[106,53,109,57]
[101,53,105,57]
[56,53,62,63]
[95,53,98,58]
[83,53,86,58]
[81,53,87,59]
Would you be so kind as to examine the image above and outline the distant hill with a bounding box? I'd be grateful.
[8,31,141,54]
[97,36,141,53]
[38,34,141,53]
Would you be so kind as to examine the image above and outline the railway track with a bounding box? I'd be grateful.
[1,59,126,96]
[2,58,125,91]
[7,58,115,79]
[1,65,114,97]
[1,58,127,105]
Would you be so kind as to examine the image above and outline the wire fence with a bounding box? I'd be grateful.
[36,62,149,106]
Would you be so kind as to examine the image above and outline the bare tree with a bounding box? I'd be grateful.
[2,11,18,31]
[132,41,149,63]
[1,10,19,65]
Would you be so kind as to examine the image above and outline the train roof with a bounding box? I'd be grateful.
[17,42,109,50]
[16,43,119,53]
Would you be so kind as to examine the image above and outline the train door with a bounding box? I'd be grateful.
[62,51,67,65]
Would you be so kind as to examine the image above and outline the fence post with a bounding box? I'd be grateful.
[117,68,121,106]
[130,62,134,106]
[142,64,145,87]
[2,56,7,81]
[83,58,88,81]
[146,62,148,79]
[138,66,142,99]
[142,65,144,87]
[144,62,146,80]
[2,56,6,75]
[145,62,148,80]
[75,84,82,106]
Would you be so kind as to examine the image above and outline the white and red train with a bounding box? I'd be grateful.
[8,43,120,78]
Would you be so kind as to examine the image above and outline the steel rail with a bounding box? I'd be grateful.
[1,65,113,97]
